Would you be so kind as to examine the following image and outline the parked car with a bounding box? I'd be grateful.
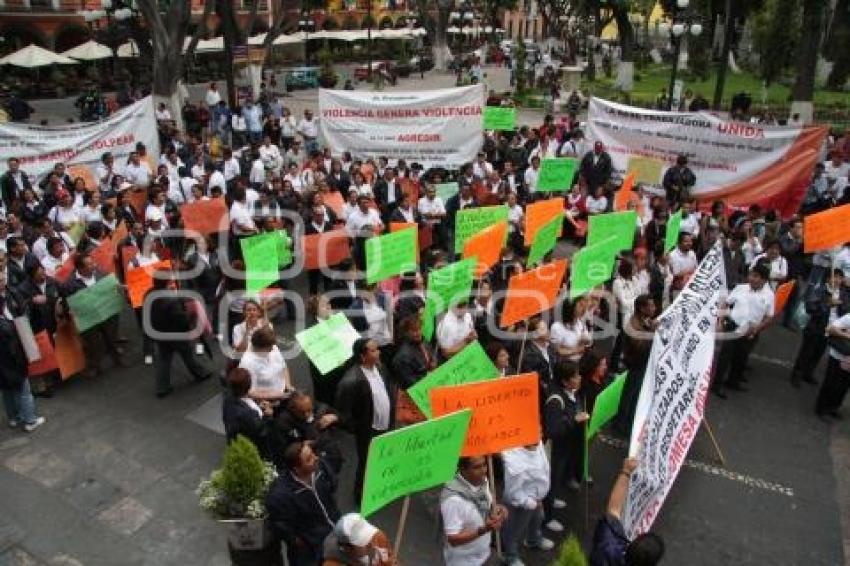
[285,67,320,90]
[354,61,397,83]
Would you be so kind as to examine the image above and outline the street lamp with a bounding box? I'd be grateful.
[666,0,702,111]
[298,14,315,66]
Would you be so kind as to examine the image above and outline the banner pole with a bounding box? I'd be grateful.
[517,327,529,370]
[393,495,411,558]
[486,455,502,558]
[701,418,726,467]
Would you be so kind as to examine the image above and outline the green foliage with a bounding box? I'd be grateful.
[751,0,802,85]
[825,0,850,89]
[552,535,589,566]
[197,435,276,519]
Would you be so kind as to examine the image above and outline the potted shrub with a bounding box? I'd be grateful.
[197,435,281,565]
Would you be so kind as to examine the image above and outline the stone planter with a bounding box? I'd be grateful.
[221,518,283,566]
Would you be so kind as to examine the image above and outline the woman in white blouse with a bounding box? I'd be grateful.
[436,303,476,359]
[80,190,104,224]
[238,326,292,397]
[551,296,592,362]
[585,184,608,215]
[232,299,273,354]
[750,239,788,290]
[611,258,640,370]
[360,284,392,350]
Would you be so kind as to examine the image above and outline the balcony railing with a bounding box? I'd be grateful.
[0,0,80,12]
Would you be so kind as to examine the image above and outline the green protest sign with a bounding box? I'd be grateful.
[66,274,125,333]
[483,106,517,130]
[435,182,459,203]
[587,210,638,253]
[665,210,682,253]
[365,227,418,284]
[241,232,280,292]
[454,205,509,251]
[570,235,619,299]
[407,341,499,418]
[527,213,562,267]
[427,257,476,313]
[361,409,472,517]
[536,158,578,192]
[295,312,361,375]
[276,230,292,268]
[421,296,437,342]
[586,372,627,440]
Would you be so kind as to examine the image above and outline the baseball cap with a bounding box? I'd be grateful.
[334,514,377,547]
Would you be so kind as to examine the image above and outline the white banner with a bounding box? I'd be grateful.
[587,98,825,212]
[319,86,484,169]
[624,241,726,539]
[0,97,159,182]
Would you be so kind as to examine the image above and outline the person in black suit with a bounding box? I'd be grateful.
[1,157,32,212]
[5,236,39,290]
[335,338,397,501]
[145,269,213,397]
[579,142,613,195]
[373,167,402,224]
[328,259,363,317]
[222,367,274,457]
[444,182,478,255]
[519,318,558,401]
[185,235,222,324]
[387,193,422,225]
[15,263,61,397]
[304,204,334,296]
[270,390,343,473]
[391,315,436,389]
[327,159,351,195]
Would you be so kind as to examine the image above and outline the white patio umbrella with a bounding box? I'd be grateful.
[116,41,139,58]
[447,26,461,34]
[272,33,305,46]
[60,40,113,61]
[0,44,78,68]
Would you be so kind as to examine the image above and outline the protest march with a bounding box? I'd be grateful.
[1,79,848,566]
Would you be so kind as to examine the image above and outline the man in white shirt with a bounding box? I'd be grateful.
[95,152,116,193]
[471,152,494,180]
[248,151,266,189]
[155,103,173,122]
[669,233,698,278]
[440,456,507,566]
[524,156,541,195]
[222,148,242,184]
[750,239,788,290]
[259,136,283,175]
[123,151,152,188]
[204,82,221,107]
[230,186,257,236]
[204,162,226,195]
[436,305,476,358]
[679,199,701,238]
[713,263,774,398]
[298,109,319,155]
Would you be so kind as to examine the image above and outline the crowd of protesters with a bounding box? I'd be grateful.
[1,84,849,565]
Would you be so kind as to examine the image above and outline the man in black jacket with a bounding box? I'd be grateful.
[267,441,341,566]
[5,236,39,290]
[373,167,401,225]
[661,154,696,209]
[146,271,213,397]
[335,338,396,501]
[579,142,613,195]
[271,390,342,473]
[1,157,31,212]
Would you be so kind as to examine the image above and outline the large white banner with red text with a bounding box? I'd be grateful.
[319,86,484,168]
[0,97,159,182]
[624,241,725,539]
[588,98,827,216]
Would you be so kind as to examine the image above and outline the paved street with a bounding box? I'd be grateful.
[0,242,848,565]
[2,72,848,565]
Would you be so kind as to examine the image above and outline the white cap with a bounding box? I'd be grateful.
[334,514,377,547]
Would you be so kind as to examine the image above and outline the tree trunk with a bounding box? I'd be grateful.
[613,5,634,90]
[713,0,734,110]
[791,0,826,123]
[433,3,452,72]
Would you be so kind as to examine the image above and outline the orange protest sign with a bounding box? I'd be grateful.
[54,254,77,283]
[463,221,507,277]
[110,220,128,246]
[774,280,796,314]
[89,238,117,275]
[66,164,97,192]
[400,177,420,205]
[180,198,229,235]
[803,203,850,253]
[125,260,172,309]
[27,331,58,377]
[430,372,541,456]
[324,191,345,219]
[127,189,148,219]
[614,173,635,212]
[500,259,568,328]
[303,228,351,270]
[55,319,86,380]
[525,197,564,246]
